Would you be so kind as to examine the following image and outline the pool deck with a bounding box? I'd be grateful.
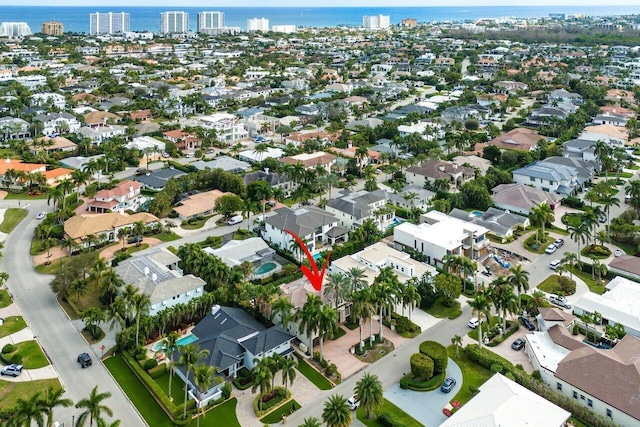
[147,326,195,357]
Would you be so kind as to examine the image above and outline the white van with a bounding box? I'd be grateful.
[227,215,243,226]
[549,294,571,309]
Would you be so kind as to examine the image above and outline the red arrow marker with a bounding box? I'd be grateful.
[284,229,331,292]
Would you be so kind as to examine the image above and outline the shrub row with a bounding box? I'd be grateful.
[148,363,167,379]
[0,352,22,365]
[232,376,254,390]
[419,341,448,374]
[465,344,515,373]
[252,386,291,417]
[377,413,404,427]
[2,344,15,354]
[487,323,520,347]
[399,370,446,391]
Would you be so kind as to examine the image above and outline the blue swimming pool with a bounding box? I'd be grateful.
[470,210,483,218]
[152,333,198,352]
[254,262,277,275]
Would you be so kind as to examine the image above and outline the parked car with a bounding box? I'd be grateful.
[1,364,23,377]
[441,377,456,393]
[481,266,491,277]
[599,216,607,224]
[77,353,92,368]
[227,215,244,226]
[185,153,195,158]
[511,338,525,351]
[615,249,623,257]
[347,396,359,410]
[519,315,536,331]
[162,152,170,158]
[549,260,561,270]
[554,238,564,247]
[545,244,557,254]
[266,200,276,207]
[127,236,143,244]
[468,317,480,329]
[549,294,571,309]
[36,212,46,220]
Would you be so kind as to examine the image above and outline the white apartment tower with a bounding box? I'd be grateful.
[363,14,391,30]
[160,11,189,34]
[89,12,130,35]
[247,18,270,32]
[198,11,224,35]
[0,22,32,38]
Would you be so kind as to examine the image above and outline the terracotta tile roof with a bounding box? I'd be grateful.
[0,160,47,175]
[43,168,73,181]
[84,111,120,125]
[64,212,158,240]
[173,190,230,218]
[547,324,586,351]
[488,128,542,151]
[94,180,141,199]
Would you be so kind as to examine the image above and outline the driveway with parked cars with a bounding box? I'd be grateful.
[384,358,463,426]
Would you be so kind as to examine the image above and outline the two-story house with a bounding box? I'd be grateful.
[198,113,248,144]
[324,189,390,231]
[512,160,581,196]
[406,160,474,191]
[85,180,142,213]
[33,112,81,136]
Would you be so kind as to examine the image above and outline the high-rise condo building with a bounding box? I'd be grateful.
[198,11,224,35]
[247,18,269,32]
[41,20,64,36]
[89,12,130,35]
[0,22,32,38]
[363,14,391,30]
[160,11,189,34]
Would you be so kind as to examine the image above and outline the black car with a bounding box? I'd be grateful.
[519,315,536,331]
[481,266,491,277]
[77,353,92,368]
[127,236,143,244]
[511,338,525,351]
[441,377,456,393]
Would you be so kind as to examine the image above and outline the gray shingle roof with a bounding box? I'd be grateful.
[265,206,337,237]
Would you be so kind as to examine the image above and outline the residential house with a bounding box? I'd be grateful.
[562,139,598,162]
[608,255,640,282]
[125,136,166,153]
[42,168,74,187]
[325,189,390,231]
[191,156,251,174]
[76,125,126,144]
[243,169,295,195]
[0,117,30,140]
[83,111,121,128]
[31,92,66,109]
[592,112,628,127]
[173,189,232,221]
[406,160,474,191]
[162,129,201,153]
[491,183,562,216]
[85,180,142,213]
[580,124,628,148]
[198,113,248,144]
[174,305,294,406]
[238,147,284,163]
[385,186,435,211]
[542,156,598,184]
[440,373,570,427]
[63,212,158,249]
[512,160,581,196]
[0,159,46,189]
[262,206,347,255]
[549,88,583,105]
[33,112,81,136]
[493,80,528,95]
[279,152,337,174]
[452,155,492,176]
[537,307,576,333]
[526,104,575,127]
[284,131,337,148]
[394,210,490,267]
[525,327,640,426]
[397,121,444,141]
[487,128,542,152]
[203,237,278,278]
[29,136,77,154]
[115,248,205,316]
[448,207,530,240]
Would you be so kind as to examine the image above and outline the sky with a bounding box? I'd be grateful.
[1,0,640,6]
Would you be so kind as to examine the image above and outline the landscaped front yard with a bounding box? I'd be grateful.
[0,316,26,338]
[426,297,462,319]
[294,354,334,390]
[356,398,423,427]
[0,208,27,233]
[446,346,492,405]
[2,340,50,369]
[0,378,61,409]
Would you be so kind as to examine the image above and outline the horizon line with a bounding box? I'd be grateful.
[1,3,639,6]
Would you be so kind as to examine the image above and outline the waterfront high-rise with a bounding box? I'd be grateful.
[198,11,224,35]
[0,22,32,38]
[89,12,130,35]
[160,11,189,34]
[247,18,269,32]
[363,14,391,30]
[41,20,64,36]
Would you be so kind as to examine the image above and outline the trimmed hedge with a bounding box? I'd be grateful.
[465,344,514,373]
[419,341,448,374]
[2,344,15,354]
[410,353,434,380]
[378,413,403,427]
[399,370,446,391]
[144,359,158,371]
[148,363,167,379]
[448,310,462,319]
[253,386,291,417]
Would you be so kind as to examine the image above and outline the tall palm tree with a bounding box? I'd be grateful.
[193,363,217,427]
[372,275,396,341]
[468,292,492,348]
[271,296,295,331]
[346,267,368,293]
[322,394,352,427]
[529,203,554,246]
[99,268,123,304]
[251,358,273,412]
[626,180,640,214]
[400,278,421,318]
[561,251,581,280]
[131,292,151,345]
[75,386,113,427]
[601,192,620,231]
[8,393,46,427]
[323,273,348,309]
[41,386,73,427]
[178,344,210,420]
[300,417,322,427]
[317,304,339,362]
[569,221,589,263]
[351,289,375,351]
[451,334,462,358]
[354,373,384,419]
[162,331,180,401]
[508,265,529,313]
[296,294,322,355]
[280,356,297,392]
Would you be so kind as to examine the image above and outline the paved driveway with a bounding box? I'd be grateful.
[384,358,462,427]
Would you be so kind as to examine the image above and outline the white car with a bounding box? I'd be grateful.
[549,260,561,270]
[614,249,623,257]
[36,212,46,220]
[468,317,480,328]
[347,396,359,410]
[545,244,557,254]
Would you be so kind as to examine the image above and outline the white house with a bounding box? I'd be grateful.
[198,113,248,143]
[76,125,126,144]
[512,161,581,196]
[115,248,205,316]
[394,210,489,267]
[324,189,390,231]
[85,180,143,213]
[33,112,81,136]
[31,92,66,109]
[397,121,444,141]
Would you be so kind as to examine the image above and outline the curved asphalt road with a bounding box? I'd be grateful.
[0,200,145,427]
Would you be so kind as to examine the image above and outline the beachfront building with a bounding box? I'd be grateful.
[363,15,390,30]
[247,18,269,32]
[89,12,130,35]
[160,11,189,34]
[41,21,64,36]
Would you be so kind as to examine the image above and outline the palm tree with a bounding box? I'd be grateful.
[8,393,46,427]
[529,203,554,246]
[75,386,114,427]
[561,252,581,280]
[354,373,384,419]
[132,221,145,246]
[317,304,339,362]
[193,363,217,427]
[100,268,123,304]
[451,334,462,358]
[372,275,396,341]
[251,358,273,412]
[399,278,421,318]
[41,386,73,427]
[131,292,151,345]
[322,394,352,427]
[468,292,492,348]
[346,267,368,293]
[179,344,210,420]
[350,289,375,351]
[117,228,129,252]
[323,273,348,309]
[626,180,640,214]
[601,192,620,231]
[508,265,529,313]
[300,417,322,427]
[46,185,64,212]
[163,331,180,401]
[280,356,297,391]
[271,296,295,331]
[569,221,589,263]
[296,294,322,355]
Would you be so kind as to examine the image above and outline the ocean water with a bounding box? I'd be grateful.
[2,5,640,34]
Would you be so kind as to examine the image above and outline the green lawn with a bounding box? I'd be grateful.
[568,267,606,295]
[537,275,563,294]
[181,215,214,230]
[105,355,241,427]
[4,192,47,200]
[613,240,637,256]
[155,232,180,242]
[0,378,61,409]
[523,232,554,254]
[295,355,333,390]
[153,370,187,407]
[447,346,492,405]
[0,208,27,233]
[0,290,12,308]
[0,316,26,338]
[620,172,633,179]
[356,398,423,427]
[10,340,49,369]
[426,298,462,319]
[259,399,300,424]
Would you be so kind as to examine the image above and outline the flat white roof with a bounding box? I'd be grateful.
[423,210,490,236]
[395,222,466,251]
[574,276,640,332]
[525,331,571,373]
